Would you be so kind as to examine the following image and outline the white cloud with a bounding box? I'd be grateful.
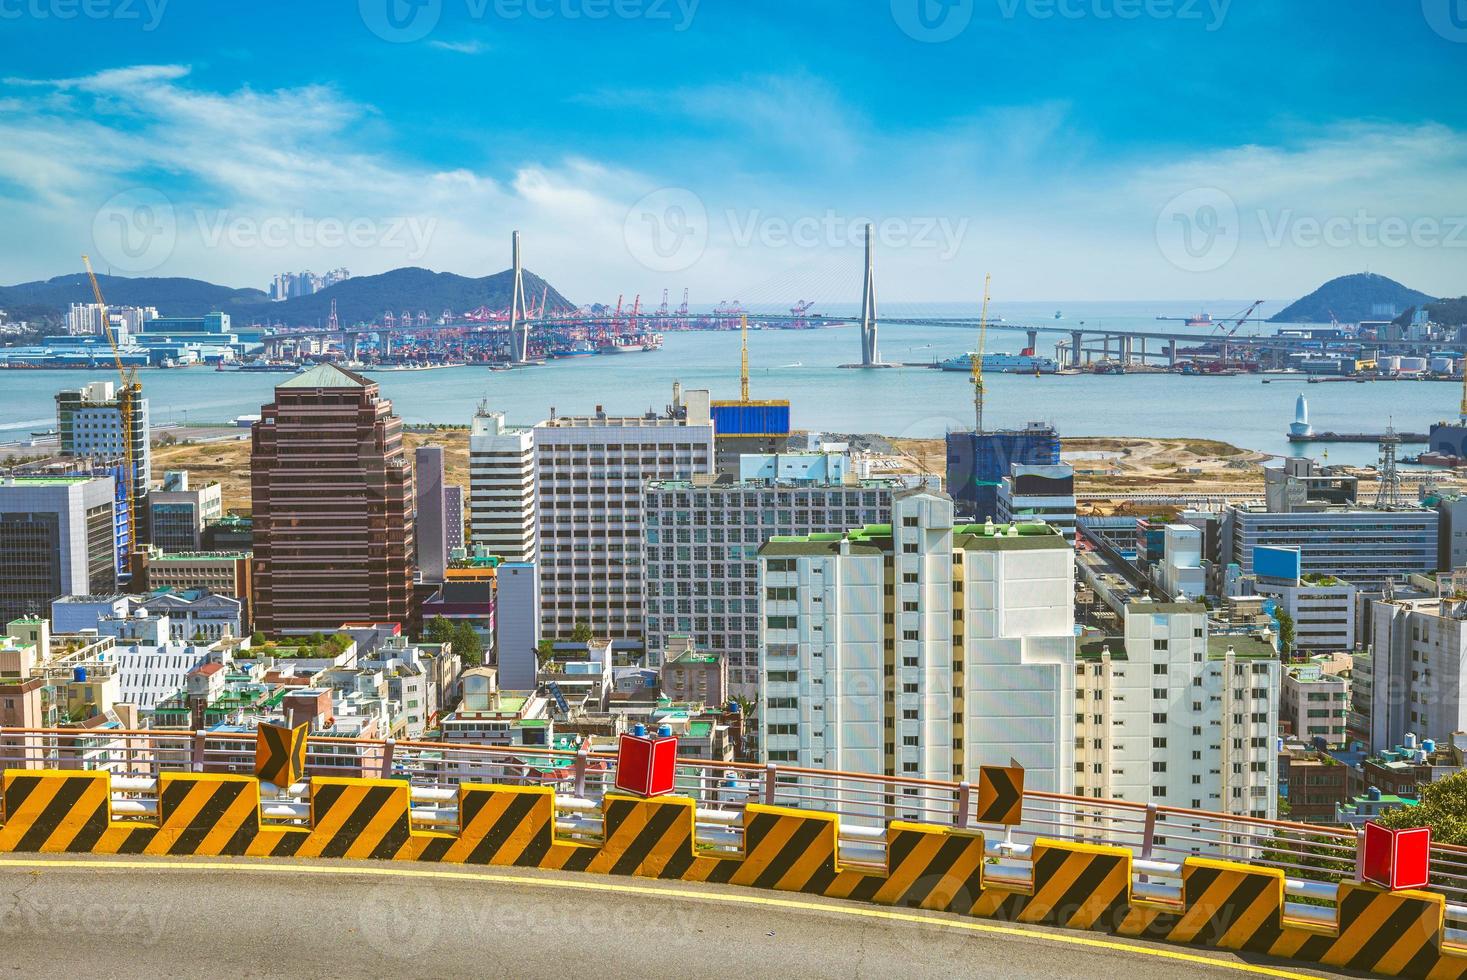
[428,39,488,55]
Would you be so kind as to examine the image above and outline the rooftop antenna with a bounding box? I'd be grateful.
[740,313,750,402]
[1375,421,1402,508]
[972,273,992,434]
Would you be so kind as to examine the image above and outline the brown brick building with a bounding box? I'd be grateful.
[251,365,414,634]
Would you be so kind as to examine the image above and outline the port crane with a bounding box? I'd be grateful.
[81,254,141,552]
[972,273,992,434]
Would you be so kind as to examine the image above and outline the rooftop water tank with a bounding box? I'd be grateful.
[1423,739,1437,754]
[1367,786,1382,801]
[73,666,87,683]
[1405,732,1418,750]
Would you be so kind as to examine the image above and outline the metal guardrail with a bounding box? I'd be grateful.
[2,725,1465,935]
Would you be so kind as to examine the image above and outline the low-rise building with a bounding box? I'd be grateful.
[1281,661,1349,747]
[1278,742,1349,823]
[659,636,727,706]
[147,471,223,551]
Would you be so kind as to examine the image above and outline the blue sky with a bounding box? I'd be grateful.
[1,0,1465,305]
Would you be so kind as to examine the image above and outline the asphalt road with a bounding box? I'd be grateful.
[0,855,1354,979]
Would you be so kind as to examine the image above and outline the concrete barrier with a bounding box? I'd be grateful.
[2,769,1464,979]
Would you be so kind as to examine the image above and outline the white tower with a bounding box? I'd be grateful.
[1289,394,1313,438]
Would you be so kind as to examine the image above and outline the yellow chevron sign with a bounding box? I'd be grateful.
[254,721,308,786]
[975,765,1023,826]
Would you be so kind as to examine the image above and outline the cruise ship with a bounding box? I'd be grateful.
[939,351,1059,374]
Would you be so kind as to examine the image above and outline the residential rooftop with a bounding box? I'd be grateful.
[761,520,1066,557]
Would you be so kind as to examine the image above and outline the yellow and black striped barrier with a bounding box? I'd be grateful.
[1,768,1465,979]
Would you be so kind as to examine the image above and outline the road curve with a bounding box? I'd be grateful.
[0,855,1351,979]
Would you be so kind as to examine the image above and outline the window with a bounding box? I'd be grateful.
[1152,712,1168,724]
[902,543,918,554]
[1152,737,1167,748]
[1152,786,1167,797]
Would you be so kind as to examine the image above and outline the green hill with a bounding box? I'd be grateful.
[1269,272,1435,323]
[1394,296,1467,328]
[0,266,576,328]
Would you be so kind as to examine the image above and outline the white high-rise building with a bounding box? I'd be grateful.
[1367,593,1467,753]
[534,385,714,648]
[1074,602,1281,819]
[468,408,537,563]
[757,489,1075,811]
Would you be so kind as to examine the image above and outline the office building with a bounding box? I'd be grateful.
[444,485,464,553]
[996,462,1076,545]
[0,476,117,623]
[495,562,541,690]
[642,473,902,692]
[1244,545,1356,654]
[251,365,414,634]
[710,399,793,476]
[535,385,714,648]
[1366,591,1467,753]
[1425,488,1467,572]
[147,471,222,551]
[1075,603,1281,819]
[1280,662,1349,747]
[1155,524,1206,600]
[131,549,252,625]
[55,380,150,543]
[414,446,449,583]
[468,408,536,563]
[756,490,1075,800]
[202,515,252,551]
[945,422,1060,521]
[1222,506,1438,589]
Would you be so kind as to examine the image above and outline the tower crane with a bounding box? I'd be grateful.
[740,314,750,402]
[972,273,992,434]
[81,255,142,551]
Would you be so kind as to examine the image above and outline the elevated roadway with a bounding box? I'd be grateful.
[0,854,1352,979]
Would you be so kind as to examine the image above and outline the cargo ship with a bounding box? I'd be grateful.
[939,351,1059,374]
[1185,313,1213,327]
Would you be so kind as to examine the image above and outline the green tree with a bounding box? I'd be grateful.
[451,621,484,666]
[536,638,555,659]
[1377,770,1467,845]
[1275,609,1296,661]
[425,616,455,645]
[570,620,593,644]
[250,631,266,646]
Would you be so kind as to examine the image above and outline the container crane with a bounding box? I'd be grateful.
[972,273,992,434]
[81,255,141,549]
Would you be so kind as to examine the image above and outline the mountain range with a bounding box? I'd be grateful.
[0,266,576,328]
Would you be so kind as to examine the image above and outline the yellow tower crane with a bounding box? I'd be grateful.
[740,313,750,402]
[972,273,992,434]
[81,255,142,547]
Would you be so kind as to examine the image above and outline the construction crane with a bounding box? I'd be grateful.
[972,273,992,434]
[81,254,141,550]
[740,313,751,402]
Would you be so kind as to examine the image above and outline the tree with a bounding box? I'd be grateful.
[1377,770,1467,845]
[1275,609,1296,661]
[451,621,484,667]
[570,620,593,644]
[536,638,555,659]
[425,616,454,645]
[250,631,266,646]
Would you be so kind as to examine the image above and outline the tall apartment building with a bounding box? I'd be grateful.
[414,446,449,583]
[1074,603,1281,819]
[468,408,536,563]
[1366,593,1467,753]
[0,476,117,623]
[250,365,414,634]
[642,471,903,692]
[756,489,1075,801]
[535,386,714,648]
[147,471,222,551]
[55,380,150,543]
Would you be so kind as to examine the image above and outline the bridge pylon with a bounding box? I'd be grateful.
[859,222,880,367]
[508,230,530,363]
